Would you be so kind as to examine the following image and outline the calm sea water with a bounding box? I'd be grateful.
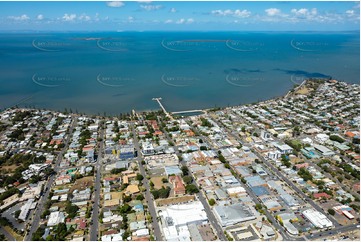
[0,31,359,115]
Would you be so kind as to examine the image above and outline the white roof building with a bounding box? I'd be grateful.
[214,203,256,227]
[226,186,246,196]
[47,211,65,227]
[272,142,293,154]
[19,199,35,221]
[159,201,208,241]
[302,209,333,229]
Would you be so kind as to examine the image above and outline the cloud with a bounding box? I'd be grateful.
[78,14,91,21]
[265,8,281,16]
[311,8,317,15]
[346,10,355,17]
[140,4,162,11]
[8,14,30,21]
[62,13,77,21]
[170,8,177,13]
[106,1,124,8]
[128,16,134,23]
[234,10,251,18]
[291,8,309,15]
[176,18,194,24]
[211,9,251,18]
[36,14,44,20]
[95,13,100,21]
[176,18,185,24]
[164,19,173,24]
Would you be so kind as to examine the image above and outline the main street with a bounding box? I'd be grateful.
[306,224,359,240]
[89,123,105,241]
[159,117,227,241]
[210,117,341,238]
[251,150,341,228]
[25,115,77,240]
[130,121,163,241]
[204,116,297,240]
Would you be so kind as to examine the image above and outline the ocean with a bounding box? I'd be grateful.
[0,31,359,115]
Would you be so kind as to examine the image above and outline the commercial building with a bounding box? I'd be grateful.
[245,175,267,187]
[141,141,155,155]
[313,144,335,157]
[19,198,36,221]
[272,142,293,154]
[302,209,333,229]
[213,203,256,227]
[158,201,208,241]
[119,145,135,160]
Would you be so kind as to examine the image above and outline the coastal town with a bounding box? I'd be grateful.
[0,78,359,241]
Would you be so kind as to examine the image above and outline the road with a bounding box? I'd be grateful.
[130,121,163,241]
[273,133,359,200]
[0,226,15,241]
[159,117,227,241]
[251,150,341,227]
[25,115,77,240]
[89,123,104,241]
[211,117,341,237]
[208,118,297,240]
[306,224,359,240]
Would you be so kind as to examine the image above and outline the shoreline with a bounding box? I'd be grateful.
[2,78,351,118]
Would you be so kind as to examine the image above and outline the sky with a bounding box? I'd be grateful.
[0,1,359,31]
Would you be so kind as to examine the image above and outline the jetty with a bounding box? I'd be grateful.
[153,98,207,119]
[152,97,174,120]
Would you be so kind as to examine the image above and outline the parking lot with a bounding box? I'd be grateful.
[2,201,27,231]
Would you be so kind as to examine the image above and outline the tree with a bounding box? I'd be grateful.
[158,186,171,198]
[111,168,126,174]
[181,165,189,176]
[161,178,168,183]
[119,204,132,214]
[185,184,199,194]
[0,217,11,227]
[123,195,132,203]
[53,222,69,240]
[182,176,193,185]
[14,210,21,219]
[328,208,335,216]
[151,186,171,199]
[349,204,360,212]
[65,202,79,219]
[255,203,262,210]
[40,209,50,219]
[218,153,226,163]
[330,135,344,143]
[136,194,144,200]
[122,230,130,240]
[208,199,216,206]
[136,174,144,181]
[32,226,45,241]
